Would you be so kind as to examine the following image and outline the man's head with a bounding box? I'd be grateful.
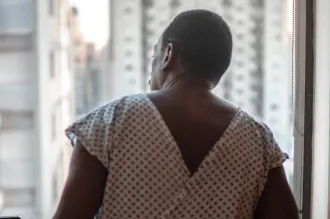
[149,9,233,91]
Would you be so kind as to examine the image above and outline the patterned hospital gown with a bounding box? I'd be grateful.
[66,93,289,219]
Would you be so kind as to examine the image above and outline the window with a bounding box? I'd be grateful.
[272,63,280,70]
[236,89,244,95]
[223,0,232,7]
[270,104,279,111]
[125,50,133,57]
[1,0,319,218]
[237,20,244,26]
[237,75,244,81]
[124,36,134,42]
[128,78,136,85]
[275,34,282,41]
[0,0,32,33]
[49,0,54,16]
[235,6,244,12]
[236,47,244,53]
[0,110,33,130]
[50,51,55,78]
[236,34,244,40]
[170,0,180,8]
[67,52,72,72]
[142,0,154,8]
[125,65,134,72]
[159,20,167,26]
[224,14,232,23]
[236,61,244,68]
[124,7,132,14]
[51,113,56,140]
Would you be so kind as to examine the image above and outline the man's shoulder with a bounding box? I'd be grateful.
[237,109,274,138]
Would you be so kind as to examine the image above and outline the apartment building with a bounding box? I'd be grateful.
[0,0,74,218]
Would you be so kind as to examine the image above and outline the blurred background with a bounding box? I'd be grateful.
[0,0,294,218]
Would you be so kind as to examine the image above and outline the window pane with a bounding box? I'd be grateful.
[0,0,298,218]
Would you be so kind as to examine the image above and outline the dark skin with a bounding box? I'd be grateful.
[53,141,107,219]
[53,36,299,219]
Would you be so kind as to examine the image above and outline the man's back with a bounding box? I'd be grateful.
[147,89,238,175]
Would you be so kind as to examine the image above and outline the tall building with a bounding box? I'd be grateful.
[0,0,75,218]
[107,0,144,100]
[108,0,292,153]
[73,42,102,117]
[71,7,105,117]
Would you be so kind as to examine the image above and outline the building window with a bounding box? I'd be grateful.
[237,75,244,81]
[124,36,134,42]
[50,51,55,78]
[159,20,167,27]
[124,7,132,14]
[0,0,32,33]
[142,0,154,7]
[237,34,244,40]
[224,14,232,23]
[272,63,280,70]
[223,0,232,7]
[270,104,279,111]
[51,113,56,140]
[169,0,180,8]
[275,34,282,41]
[125,65,134,72]
[125,50,133,57]
[235,6,244,12]
[236,61,244,68]
[67,52,71,72]
[236,47,244,53]
[237,20,244,26]
[237,89,244,95]
[0,110,33,130]
[128,78,136,85]
[49,0,54,16]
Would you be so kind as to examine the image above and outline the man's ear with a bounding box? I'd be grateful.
[161,43,175,71]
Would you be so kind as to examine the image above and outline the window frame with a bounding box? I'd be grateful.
[293,0,315,218]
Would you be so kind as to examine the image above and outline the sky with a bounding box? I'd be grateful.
[69,0,109,48]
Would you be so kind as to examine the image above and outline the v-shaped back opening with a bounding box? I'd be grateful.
[143,93,241,177]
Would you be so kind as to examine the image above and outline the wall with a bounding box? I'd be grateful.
[312,0,330,217]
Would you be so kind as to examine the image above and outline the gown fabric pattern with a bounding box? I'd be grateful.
[66,93,288,219]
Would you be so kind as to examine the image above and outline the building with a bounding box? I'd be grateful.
[71,7,105,117]
[106,0,146,100]
[73,41,102,117]
[107,0,293,161]
[0,0,75,218]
